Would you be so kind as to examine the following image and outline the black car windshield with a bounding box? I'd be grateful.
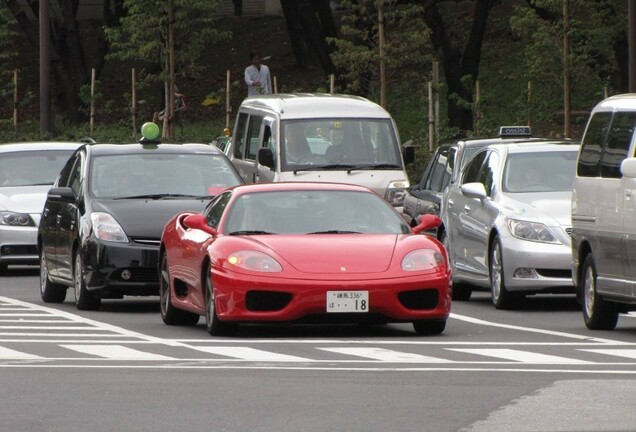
[280,119,401,172]
[0,150,75,187]
[89,153,242,199]
[224,190,410,235]
[503,150,579,193]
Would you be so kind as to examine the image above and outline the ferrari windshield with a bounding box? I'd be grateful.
[90,153,242,199]
[224,190,410,235]
[503,150,578,193]
[280,119,401,171]
[0,150,75,187]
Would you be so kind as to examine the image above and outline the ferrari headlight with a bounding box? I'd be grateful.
[90,212,128,243]
[507,219,559,244]
[385,180,410,207]
[0,211,35,227]
[227,250,282,272]
[401,249,445,272]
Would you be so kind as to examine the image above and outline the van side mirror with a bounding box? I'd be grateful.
[258,148,275,170]
[402,144,415,165]
[47,187,76,203]
[621,158,636,178]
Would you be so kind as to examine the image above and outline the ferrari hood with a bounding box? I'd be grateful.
[0,185,51,213]
[92,199,208,238]
[251,234,398,274]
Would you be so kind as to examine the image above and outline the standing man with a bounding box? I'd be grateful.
[245,52,272,96]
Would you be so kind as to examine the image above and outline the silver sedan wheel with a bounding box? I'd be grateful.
[490,241,503,301]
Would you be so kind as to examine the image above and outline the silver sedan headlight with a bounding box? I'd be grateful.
[0,211,35,227]
[507,219,560,244]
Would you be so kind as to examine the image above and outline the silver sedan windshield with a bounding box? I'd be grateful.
[503,151,578,193]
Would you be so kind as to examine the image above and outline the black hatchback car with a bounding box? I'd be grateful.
[38,141,243,310]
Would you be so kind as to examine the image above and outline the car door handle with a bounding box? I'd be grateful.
[448,199,454,209]
[626,190,632,199]
[463,204,471,213]
[43,208,49,217]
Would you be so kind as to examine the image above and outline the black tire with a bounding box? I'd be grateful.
[489,236,523,310]
[74,250,101,310]
[581,254,618,330]
[205,263,238,336]
[0,263,7,275]
[40,253,66,303]
[441,231,472,301]
[413,320,446,335]
[159,253,199,326]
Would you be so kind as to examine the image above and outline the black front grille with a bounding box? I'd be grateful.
[398,289,439,310]
[536,269,572,279]
[245,291,292,312]
[0,245,38,256]
[116,267,158,283]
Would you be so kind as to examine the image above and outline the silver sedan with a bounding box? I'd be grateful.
[443,141,580,309]
[0,142,81,273]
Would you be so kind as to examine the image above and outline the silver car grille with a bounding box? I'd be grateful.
[131,238,161,246]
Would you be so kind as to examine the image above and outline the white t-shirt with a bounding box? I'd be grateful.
[244,64,272,96]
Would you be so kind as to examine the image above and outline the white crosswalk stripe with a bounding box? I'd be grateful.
[448,348,592,364]
[319,347,453,363]
[60,345,176,360]
[0,346,43,360]
[189,346,311,362]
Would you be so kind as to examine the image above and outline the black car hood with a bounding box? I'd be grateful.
[92,198,208,239]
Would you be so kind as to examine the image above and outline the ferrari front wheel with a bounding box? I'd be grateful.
[413,319,446,335]
[159,253,199,326]
[205,264,238,337]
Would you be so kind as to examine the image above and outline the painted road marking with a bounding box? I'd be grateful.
[189,346,311,362]
[319,347,453,363]
[581,349,636,360]
[0,346,43,360]
[449,348,592,364]
[60,345,176,361]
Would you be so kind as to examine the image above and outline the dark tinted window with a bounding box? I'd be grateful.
[57,152,80,187]
[68,156,83,196]
[425,149,448,192]
[462,150,487,184]
[601,112,636,178]
[204,192,232,229]
[441,147,456,190]
[0,150,75,187]
[233,113,249,159]
[478,151,500,197]
[578,112,611,177]
[246,115,263,160]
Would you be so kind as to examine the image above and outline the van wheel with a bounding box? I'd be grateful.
[581,254,618,330]
[490,236,523,310]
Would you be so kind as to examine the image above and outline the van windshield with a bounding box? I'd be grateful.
[280,119,402,171]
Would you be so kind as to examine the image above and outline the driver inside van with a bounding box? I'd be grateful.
[285,124,313,164]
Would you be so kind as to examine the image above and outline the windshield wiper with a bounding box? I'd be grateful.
[293,164,355,174]
[308,230,362,234]
[347,163,402,173]
[228,230,276,236]
[114,193,196,200]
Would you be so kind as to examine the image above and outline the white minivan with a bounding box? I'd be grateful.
[227,93,413,207]
[571,94,636,330]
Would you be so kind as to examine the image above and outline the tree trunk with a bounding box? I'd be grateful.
[280,0,312,68]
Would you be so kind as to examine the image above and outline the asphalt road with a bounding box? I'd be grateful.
[1,266,635,432]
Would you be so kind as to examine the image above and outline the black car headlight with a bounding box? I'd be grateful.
[0,211,35,227]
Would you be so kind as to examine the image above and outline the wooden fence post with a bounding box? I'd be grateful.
[90,68,96,136]
[428,81,434,152]
[330,74,335,94]
[13,69,17,132]
[225,69,231,129]
[527,81,532,127]
[131,68,137,140]
[475,80,481,135]
[273,76,278,94]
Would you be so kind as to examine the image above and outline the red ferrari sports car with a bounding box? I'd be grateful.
[159,182,451,336]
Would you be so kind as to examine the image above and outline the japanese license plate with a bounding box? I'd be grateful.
[326,291,369,313]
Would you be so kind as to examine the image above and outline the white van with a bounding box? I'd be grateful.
[227,93,413,207]
[571,94,636,330]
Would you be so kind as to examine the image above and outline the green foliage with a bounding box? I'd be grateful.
[105,0,230,82]
[329,1,430,95]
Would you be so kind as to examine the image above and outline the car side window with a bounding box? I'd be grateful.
[601,112,636,178]
[441,147,457,190]
[246,115,264,160]
[233,113,249,159]
[477,151,500,197]
[67,154,84,196]
[57,152,79,187]
[417,152,437,188]
[578,112,611,177]
[462,150,488,184]
[203,192,232,229]
[426,149,449,192]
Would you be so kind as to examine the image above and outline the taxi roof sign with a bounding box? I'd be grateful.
[499,126,532,137]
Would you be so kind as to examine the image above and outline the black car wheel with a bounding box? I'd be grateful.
[74,250,101,310]
[581,254,618,330]
[413,319,446,335]
[205,263,238,336]
[40,254,66,303]
[159,253,199,326]
[490,236,523,310]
